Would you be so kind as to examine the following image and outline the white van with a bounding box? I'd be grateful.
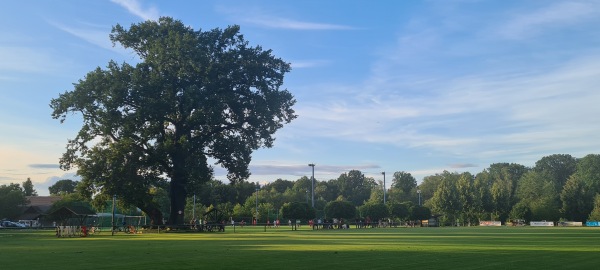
[18,220,39,227]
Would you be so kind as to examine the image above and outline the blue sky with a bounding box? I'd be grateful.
[2,0,600,195]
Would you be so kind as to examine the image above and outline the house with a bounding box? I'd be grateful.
[18,196,62,226]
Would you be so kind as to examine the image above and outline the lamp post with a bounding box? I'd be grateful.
[381,171,386,204]
[308,163,315,208]
[417,189,421,206]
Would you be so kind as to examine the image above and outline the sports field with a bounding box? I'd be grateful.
[1,226,598,269]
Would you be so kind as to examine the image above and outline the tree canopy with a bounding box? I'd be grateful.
[0,183,28,220]
[50,17,296,225]
[281,202,314,221]
[392,171,417,194]
[324,200,356,220]
[22,178,37,196]
[48,179,80,195]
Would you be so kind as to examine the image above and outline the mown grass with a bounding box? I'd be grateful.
[1,226,599,269]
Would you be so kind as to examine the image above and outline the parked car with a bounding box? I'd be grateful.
[0,220,26,228]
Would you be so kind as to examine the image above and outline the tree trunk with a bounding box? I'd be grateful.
[168,179,186,224]
[139,203,164,225]
[168,148,187,225]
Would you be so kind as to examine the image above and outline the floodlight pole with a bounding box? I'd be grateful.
[381,171,386,204]
[417,190,422,206]
[308,163,315,208]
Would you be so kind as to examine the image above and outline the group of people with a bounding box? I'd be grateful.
[308,218,349,229]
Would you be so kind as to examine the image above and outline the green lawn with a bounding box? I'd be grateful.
[1,226,599,269]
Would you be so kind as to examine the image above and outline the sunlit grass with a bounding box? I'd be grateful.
[1,226,599,269]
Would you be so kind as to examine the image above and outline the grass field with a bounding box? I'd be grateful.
[1,226,599,269]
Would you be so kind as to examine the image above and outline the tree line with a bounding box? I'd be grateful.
[204,153,600,225]
[3,153,600,225]
[426,154,600,224]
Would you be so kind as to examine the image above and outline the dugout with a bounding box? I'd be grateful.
[48,205,96,226]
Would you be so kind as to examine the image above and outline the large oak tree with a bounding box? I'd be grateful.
[51,17,296,225]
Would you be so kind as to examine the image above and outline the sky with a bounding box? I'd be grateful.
[2,0,600,196]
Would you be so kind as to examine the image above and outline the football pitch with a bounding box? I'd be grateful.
[1,226,599,269]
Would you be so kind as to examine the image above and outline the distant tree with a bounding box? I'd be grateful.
[409,205,431,221]
[232,203,250,220]
[388,202,410,221]
[418,173,445,204]
[560,154,600,221]
[367,182,384,204]
[281,202,314,221]
[48,179,80,195]
[430,173,460,222]
[316,180,339,202]
[456,172,478,225]
[324,200,356,220]
[267,179,295,194]
[392,171,417,194]
[292,176,312,192]
[560,176,589,221]
[50,17,296,225]
[473,171,493,219]
[234,181,260,205]
[516,171,560,221]
[510,201,532,222]
[588,194,600,221]
[0,184,28,220]
[208,182,237,205]
[183,196,206,221]
[359,202,388,221]
[22,178,37,196]
[534,154,577,190]
[488,163,529,220]
[335,170,375,206]
[386,187,415,204]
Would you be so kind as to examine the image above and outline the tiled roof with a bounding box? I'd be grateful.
[26,196,62,206]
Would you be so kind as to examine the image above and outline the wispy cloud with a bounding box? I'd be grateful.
[111,0,159,21]
[498,1,600,39]
[290,60,331,69]
[243,16,355,30]
[288,50,600,167]
[216,5,355,30]
[29,164,60,169]
[48,21,115,51]
[48,20,137,57]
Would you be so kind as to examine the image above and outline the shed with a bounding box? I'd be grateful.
[48,205,97,226]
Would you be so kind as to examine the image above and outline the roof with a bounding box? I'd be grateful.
[19,212,43,220]
[49,205,96,217]
[26,196,62,206]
